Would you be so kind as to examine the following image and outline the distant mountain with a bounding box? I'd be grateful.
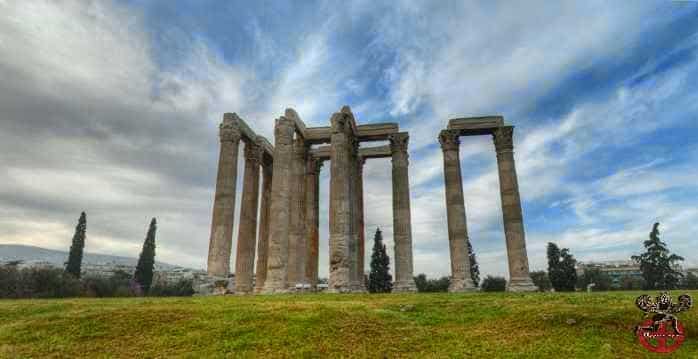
[0,244,180,270]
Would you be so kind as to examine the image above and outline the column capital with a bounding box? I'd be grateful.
[244,140,264,165]
[389,133,409,153]
[438,129,460,151]
[306,156,320,175]
[493,126,514,152]
[274,116,296,144]
[220,113,242,142]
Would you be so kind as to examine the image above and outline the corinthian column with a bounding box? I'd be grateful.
[287,138,308,287]
[254,158,273,293]
[305,157,321,290]
[493,126,536,292]
[328,110,354,292]
[262,115,296,293]
[355,157,366,289]
[207,113,241,277]
[389,133,416,292]
[234,140,263,294]
[439,130,476,292]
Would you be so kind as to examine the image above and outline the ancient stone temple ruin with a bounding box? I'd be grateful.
[439,117,536,292]
[207,106,416,294]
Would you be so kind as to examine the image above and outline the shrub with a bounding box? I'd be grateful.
[149,278,195,297]
[414,274,451,292]
[481,276,507,292]
[82,270,134,297]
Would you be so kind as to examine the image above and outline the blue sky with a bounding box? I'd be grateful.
[0,1,697,277]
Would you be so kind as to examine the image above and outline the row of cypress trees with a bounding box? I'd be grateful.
[64,212,158,293]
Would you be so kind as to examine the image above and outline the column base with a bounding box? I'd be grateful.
[260,281,291,295]
[393,279,417,293]
[448,278,478,293]
[507,276,537,292]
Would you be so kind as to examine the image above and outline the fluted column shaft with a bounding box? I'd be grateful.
[439,130,475,292]
[254,161,273,293]
[207,113,241,277]
[262,116,296,293]
[356,158,366,288]
[390,133,416,292]
[234,141,263,294]
[493,126,536,292]
[305,158,321,290]
[287,138,308,287]
[328,111,354,292]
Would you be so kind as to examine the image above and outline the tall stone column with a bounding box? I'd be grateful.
[207,113,242,277]
[305,158,321,290]
[493,126,536,292]
[390,133,416,292]
[234,140,263,294]
[254,158,273,293]
[356,157,366,288]
[288,137,308,287]
[439,130,476,292]
[328,111,353,292]
[262,116,296,293]
[348,140,365,292]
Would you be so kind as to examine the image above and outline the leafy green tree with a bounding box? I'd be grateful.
[683,272,698,290]
[547,242,577,292]
[577,267,612,291]
[133,218,157,294]
[65,212,86,278]
[530,270,552,292]
[631,223,683,290]
[413,274,450,292]
[467,240,480,287]
[619,276,645,290]
[368,228,392,293]
[481,276,506,292]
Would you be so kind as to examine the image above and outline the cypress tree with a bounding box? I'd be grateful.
[134,218,157,293]
[368,228,392,293]
[467,240,480,287]
[631,223,683,290]
[65,212,86,278]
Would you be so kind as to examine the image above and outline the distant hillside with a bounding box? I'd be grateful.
[0,244,180,270]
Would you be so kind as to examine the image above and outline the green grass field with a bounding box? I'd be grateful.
[1,291,697,358]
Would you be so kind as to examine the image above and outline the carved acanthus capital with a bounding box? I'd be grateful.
[244,140,264,165]
[493,126,514,152]
[389,133,409,154]
[306,156,319,175]
[438,130,460,151]
[274,116,295,144]
[219,113,242,142]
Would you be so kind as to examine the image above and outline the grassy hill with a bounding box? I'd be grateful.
[1,291,696,358]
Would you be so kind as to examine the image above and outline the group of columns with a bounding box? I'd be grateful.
[206,112,274,294]
[207,107,416,294]
[439,119,535,292]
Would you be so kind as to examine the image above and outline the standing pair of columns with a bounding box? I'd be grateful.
[439,126,535,292]
[206,113,274,294]
[262,114,323,292]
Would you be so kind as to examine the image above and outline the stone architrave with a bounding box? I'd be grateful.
[262,115,296,293]
[439,130,476,292]
[287,137,308,287]
[254,159,273,293]
[328,110,354,292]
[207,113,242,277]
[305,158,321,289]
[389,133,417,292]
[493,126,536,292]
[234,140,263,294]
